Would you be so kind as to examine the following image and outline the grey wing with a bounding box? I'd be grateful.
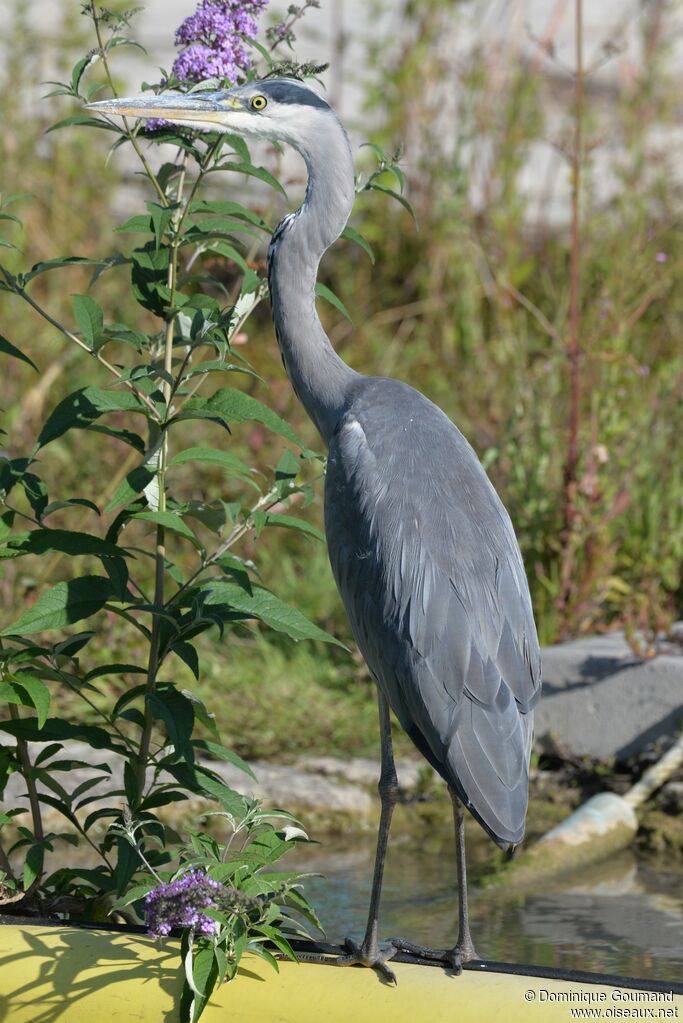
[325,388,541,848]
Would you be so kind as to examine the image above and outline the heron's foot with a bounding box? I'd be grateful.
[390,937,481,976]
[329,937,399,984]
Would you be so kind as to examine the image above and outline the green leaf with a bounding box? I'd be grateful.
[38,387,149,448]
[7,528,128,560]
[130,243,171,315]
[8,673,51,728]
[264,514,324,542]
[367,181,418,226]
[132,511,203,551]
[41,498,101,519]
[169,447,255,484]
[72,295,104,348]
[0,334,38,372]
[148,685,195,764]
[194,768,246,816]
[212,161,286,198]
[47,113,123,134]
[315,282,353,323]
[188,199,268,231]
[22,256,111,283]
[201,582,344,646]
[23,844,44,890]
[71,54,96,96]
[113,880,157,908]
[104,466,157,513]
[116,214,152,235]
[178,388,306,450]
[194,740,256,781]
[341,225,375,263]
[0,576,113,636]
[189,946,218,1023]
[199,240,248,272]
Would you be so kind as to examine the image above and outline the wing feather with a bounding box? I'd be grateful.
[325,379,541,847]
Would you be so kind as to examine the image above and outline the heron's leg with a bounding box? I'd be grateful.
[356,689,399,955]
[391,787,480,974]
[448,787,479,969]
[320,688,399,982]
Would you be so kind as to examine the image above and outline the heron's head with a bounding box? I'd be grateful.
[86,78,335,151]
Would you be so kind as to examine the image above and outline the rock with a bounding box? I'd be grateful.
[295,756,423,791]
[2,743,375,820]
[535,632,683,761]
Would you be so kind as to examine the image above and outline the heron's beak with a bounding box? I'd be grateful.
[85,91,243,125]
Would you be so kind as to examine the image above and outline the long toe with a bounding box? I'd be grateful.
[389,937,481,976]
[335,937,398,984]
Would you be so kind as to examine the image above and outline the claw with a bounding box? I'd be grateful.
[338,937,398,984]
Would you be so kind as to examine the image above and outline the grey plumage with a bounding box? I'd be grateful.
[325,377,541,846]
[87,77,542,972]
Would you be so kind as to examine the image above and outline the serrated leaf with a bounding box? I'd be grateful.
[0,334,38,372]
[0,576,113,636]
[38,387,149,448]
[201,582,344,646]
[315,282,353,323]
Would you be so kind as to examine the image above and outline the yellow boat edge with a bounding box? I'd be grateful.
[0,922,681,1023]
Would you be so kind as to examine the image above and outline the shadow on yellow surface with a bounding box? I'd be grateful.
[0,922,681,1023]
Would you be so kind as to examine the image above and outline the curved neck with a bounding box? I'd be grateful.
[267,114,360,445]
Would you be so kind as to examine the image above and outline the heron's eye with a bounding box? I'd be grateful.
[250,95,268,111]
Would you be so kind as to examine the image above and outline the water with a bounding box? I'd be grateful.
[288,836,683,983]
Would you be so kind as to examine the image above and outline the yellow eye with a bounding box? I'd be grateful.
[250,95,267,110]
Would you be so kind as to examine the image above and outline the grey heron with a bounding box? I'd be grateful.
[88,79,542,981]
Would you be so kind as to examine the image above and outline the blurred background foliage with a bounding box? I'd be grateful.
[1,0,682,759]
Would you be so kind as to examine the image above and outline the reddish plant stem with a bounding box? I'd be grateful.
[558,0,584,619]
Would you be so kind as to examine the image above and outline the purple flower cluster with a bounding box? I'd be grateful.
[145,870,221,938]
[172,0,269,84]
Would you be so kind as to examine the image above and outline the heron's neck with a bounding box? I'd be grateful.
[267,116,359,445]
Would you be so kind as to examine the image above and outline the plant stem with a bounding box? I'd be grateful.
[9,705,44,845]
[135,157,188,798]
[0,842,16,883]
[6,284,158,416]
[558,0,584,618]
[91,5,168,207]
[171,478,321,605]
